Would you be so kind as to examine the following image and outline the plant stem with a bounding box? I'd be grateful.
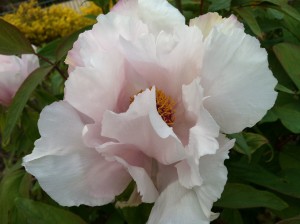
[35,53,67,80]
[175,0,182,13]
[200,0,204,15]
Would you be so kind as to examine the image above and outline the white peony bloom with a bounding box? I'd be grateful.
[23,1,277,223]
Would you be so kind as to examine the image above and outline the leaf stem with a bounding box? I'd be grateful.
[175,0,182,13]
[200,0,204,15]
[35,53,67,80]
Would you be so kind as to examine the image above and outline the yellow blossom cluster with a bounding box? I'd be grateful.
[81,1,103,16]
[2,0,102,45]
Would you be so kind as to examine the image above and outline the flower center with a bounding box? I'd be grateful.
[130,88,176,127]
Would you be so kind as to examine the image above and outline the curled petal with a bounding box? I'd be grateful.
[201,26,277,133]
[182,78,220,158]
[65,66,124,122]
[190,13,243,38]
[147,181,210,224]
[112,0,185,34]
[120,25,203,98]
[97,142,158,203]
[195,135,235,219]
[23,102,131,206]
[101,87,185,165]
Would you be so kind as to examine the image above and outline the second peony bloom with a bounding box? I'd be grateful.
[23,0,277,223]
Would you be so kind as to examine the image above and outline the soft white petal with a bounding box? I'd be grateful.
[147,181,209,224]
[66,12,148,72]
[195,135,235,218]
[23,101,131,206]
[120,25,204,98]
[64,66,124,122]
[201,27,277,133]
[97,142,158,203]
[101,87,185,165]
[182,78,220,158]
[190,13,243,38]
[112,0,185,35]
[175,158,203,189]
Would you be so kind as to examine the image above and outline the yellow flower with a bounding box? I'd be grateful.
[2,0,103,45]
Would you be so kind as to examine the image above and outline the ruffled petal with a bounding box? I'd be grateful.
[66,12,148,72]
[175,158,203,189]
[120,25,204,98]
[97,142,158,203]
[190,13,243,38]
[101,87,185,165]
[23,101,131,206]
[112,0,185,35]
[147,181,209,224]
[64,66,125,122]
[201,26,277,133]
[195,135,235,219]
[182,78,220,158]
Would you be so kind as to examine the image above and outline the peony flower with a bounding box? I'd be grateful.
[0,52,39,106]
[23,0,277,223]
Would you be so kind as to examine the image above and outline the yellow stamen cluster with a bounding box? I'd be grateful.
[130,88,176,127]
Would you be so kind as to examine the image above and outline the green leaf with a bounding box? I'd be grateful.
[273,43,300,90]
[272,195,300,220]
[235,7,263,38]
[118,203,152,224]
[208,0,231,11]
[105,211,125,224]
[275,103,300,133]
[282,15,300,40]
[220,209,244,224]
[3,65,53,145]
[277,215,300,224]
[38,38,62,63]
[230,132,268,157]
[15,198,87,224]
[280,146,300,170]
[260,109,278,123]
[0,19,34,55]
[215,183,288,210]
[275,84,296,94]
[229,163,300,199]
[271,2,300,23]
[0,167,30,224]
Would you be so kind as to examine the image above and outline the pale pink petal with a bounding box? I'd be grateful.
[66,13,148,72]
[147,181,209,224]
[112,0,185,35]
[156,163,178,192]
[97,142,158,203]
[175,158,203,189]
[115,156,159,203]
[190,13,243,38]
[82,123,113,148]
[23,101,131,206]
[64,66,125,122]
[0,53,39,106]
[101,87,185,165]
[201,27,277,133]
[195,135,235,218]
[120,25,203,98]
[182,78,220,158]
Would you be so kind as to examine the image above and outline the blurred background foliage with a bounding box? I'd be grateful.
[0,0,300,223]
